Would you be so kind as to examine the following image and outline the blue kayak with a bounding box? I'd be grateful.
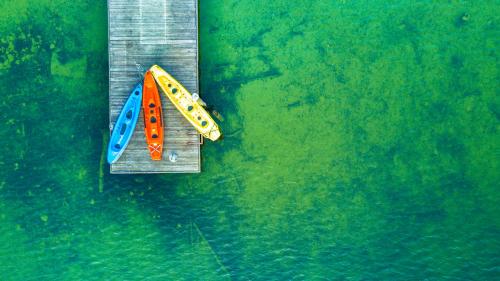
[107,83,143,164]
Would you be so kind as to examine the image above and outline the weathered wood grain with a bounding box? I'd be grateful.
[108,0,201,173]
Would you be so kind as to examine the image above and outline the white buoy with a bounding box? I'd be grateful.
[192,93,207,107]
[168,152,178,163]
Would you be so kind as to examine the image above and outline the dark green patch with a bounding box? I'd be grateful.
[0,0,498,280]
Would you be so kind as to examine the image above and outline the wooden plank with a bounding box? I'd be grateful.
[108,0,201,174]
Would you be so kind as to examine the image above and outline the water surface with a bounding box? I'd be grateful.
[0,0,499,280]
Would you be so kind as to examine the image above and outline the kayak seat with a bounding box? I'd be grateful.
[120,124,127,134]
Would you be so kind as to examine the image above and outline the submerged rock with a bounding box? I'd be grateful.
[456,12,471,27]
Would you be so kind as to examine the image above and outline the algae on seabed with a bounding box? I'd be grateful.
[0,0,498,280]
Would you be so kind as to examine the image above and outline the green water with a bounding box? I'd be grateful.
[0,0,499,280]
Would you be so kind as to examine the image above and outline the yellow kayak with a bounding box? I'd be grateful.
[149,65,222,141]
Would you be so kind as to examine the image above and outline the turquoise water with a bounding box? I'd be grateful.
[0,0,499,280]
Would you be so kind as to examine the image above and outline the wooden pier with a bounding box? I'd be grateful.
[108,0,201,173]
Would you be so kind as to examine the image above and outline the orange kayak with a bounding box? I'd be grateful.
[142,71,164,160]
